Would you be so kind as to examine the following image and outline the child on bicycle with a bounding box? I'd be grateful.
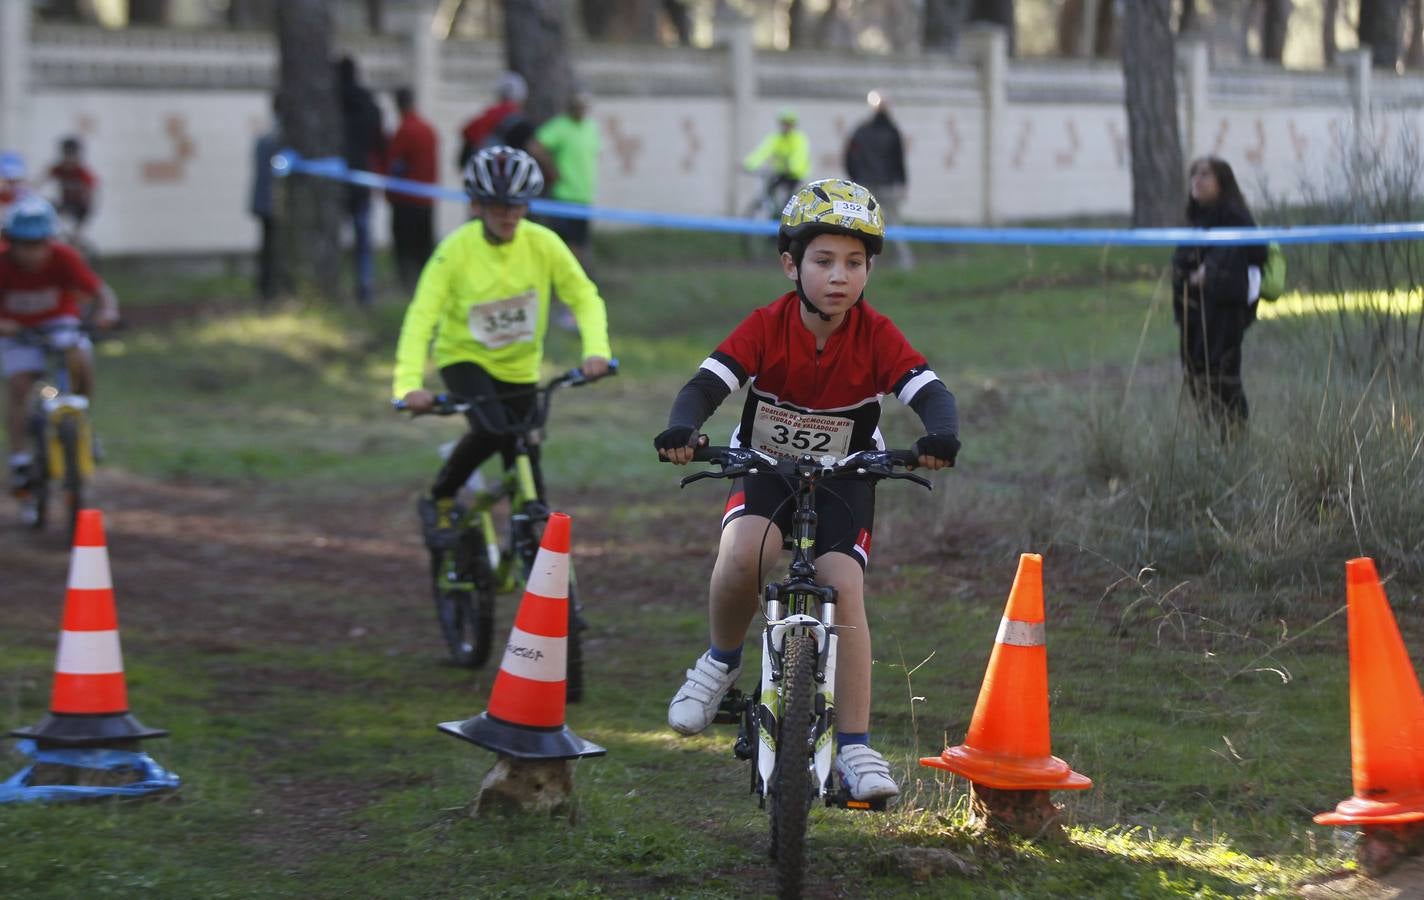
[0,195,118,496]
[393,146,612,547]
[654,179,960,802]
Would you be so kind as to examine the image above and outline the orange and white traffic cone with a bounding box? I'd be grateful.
[1316,558,1424,826]
[920,553,1090,791]
[439,512,604,760]
[10,509,167,747]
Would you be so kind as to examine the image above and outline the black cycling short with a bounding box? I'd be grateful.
[546,213,590,249]
[721,472,875,570]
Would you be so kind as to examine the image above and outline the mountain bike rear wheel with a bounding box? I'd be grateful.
[769,631,816,898]
[431,531,495,669]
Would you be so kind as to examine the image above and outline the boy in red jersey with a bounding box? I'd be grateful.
[654,179,960,801]
[0,196,118,494]
[46,136,98,243]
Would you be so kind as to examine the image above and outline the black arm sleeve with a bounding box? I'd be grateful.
[667,369,733,430]
[907,379,959,437]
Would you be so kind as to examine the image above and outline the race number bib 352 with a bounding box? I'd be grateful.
[468,290,538,349]
[748,401,853,460]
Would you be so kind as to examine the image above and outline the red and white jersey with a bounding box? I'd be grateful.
[0,242,102,327]
[701,292,940,458]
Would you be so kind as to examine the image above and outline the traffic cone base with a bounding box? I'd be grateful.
[438,512,603,761]
[918,553,1091,791]
[1315,558,1424,827]
[11,711,167,747]
[439,713,605,761]
[10,510,166,748]
[920,744,1091,791]
[1315,796,1424,827]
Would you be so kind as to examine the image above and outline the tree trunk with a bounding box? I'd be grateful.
[127,0,170,25]
[1093,0,1117,57]
[365,0,385,34]
[1407,0,1424,68]
[969,0,1014,54]
[41,0,83,21]
[275,0,344,303]
[1121,0,1185,228]
[1262,0,1290,62]
[579,0,615,38]
[922,0,966,52]
[662,0,692,45]
[506,0,573,125]
[1359,0,1407,69]
[1324,0,1340,65]
[788,0,812,49]
[1179,0,1200,35]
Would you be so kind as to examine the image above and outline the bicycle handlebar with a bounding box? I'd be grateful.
[668,445,931,490]
[392,359,620,433]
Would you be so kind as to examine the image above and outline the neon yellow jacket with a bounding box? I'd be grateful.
[743,128,810,181]
[392,219,612,397]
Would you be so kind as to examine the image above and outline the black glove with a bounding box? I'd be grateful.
[654,426,699,452]
[914,433,960,466]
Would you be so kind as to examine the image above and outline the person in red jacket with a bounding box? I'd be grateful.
[0,196,118,499]
[385,87,439,291]
[456,71,529,172]
[45,136,98,247]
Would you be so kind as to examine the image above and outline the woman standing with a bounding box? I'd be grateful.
[1172,157,1268,439]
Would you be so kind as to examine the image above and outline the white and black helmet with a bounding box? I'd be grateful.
[463,145,544,205]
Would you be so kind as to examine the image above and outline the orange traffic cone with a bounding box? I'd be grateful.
[10,509,167,747]
[438,512,604,760]
[1316,558,1424,826]
[920,553,1090,790]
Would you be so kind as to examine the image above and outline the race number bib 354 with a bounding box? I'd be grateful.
[748,401,853,460]
[468,290,538,349]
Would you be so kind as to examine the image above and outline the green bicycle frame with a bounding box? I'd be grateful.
[442,452,541,595]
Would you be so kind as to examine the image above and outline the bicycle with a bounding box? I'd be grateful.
[672,445,931,899]
[395,361,618,701]
[740,169,797,259]
[10,327,98,536]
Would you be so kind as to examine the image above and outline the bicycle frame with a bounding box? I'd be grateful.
[755,458,841,804]
[447,444,543,595]
[14,330,95,530]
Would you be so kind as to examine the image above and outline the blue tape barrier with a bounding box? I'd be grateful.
[0,739,180,804]
[272,149,1424,246]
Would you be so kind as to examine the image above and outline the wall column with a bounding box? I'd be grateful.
[964,23,1007,225]
[0,1,31,153]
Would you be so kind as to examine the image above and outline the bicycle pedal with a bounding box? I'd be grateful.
[826,788,889,812]
[712,688,747,725]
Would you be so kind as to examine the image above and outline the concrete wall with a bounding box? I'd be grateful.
[2,16,1422,257]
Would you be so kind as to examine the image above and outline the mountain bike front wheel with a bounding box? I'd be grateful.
[769,631,816,898]
[520,514,585,704]
[56,416,83,539]
[431,531,496,669]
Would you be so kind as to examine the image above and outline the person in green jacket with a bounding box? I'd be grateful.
[743,107,811,215]
[533,86,600,265]
[393,146,612,547]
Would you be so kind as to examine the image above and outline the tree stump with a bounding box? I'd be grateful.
[967,784,1067,841]
[1358,822,1424,877]
[472,755,576,821]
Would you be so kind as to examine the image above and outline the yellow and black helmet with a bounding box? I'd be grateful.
[778,178,885,258]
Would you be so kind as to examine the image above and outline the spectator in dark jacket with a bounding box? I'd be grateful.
[844,90,912,270]
[385,86,439,291]
[1171,157,1268,440]
[456,71,530,172]
[337,56,386,306]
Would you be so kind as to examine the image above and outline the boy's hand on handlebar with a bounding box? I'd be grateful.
[654,426,707,465]
[401,389,435,413]
[93,309,121,331]
[0,318,19,337]
[581,356,610,379]
[914,433,960,470]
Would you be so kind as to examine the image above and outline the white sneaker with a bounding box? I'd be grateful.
[835,744,900,801]
[667,651,740,736]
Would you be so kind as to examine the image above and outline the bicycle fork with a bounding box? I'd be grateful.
[754,582,839,803]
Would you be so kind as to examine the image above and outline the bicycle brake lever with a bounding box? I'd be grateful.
[896,472,933,490]
[678,470,721,488]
